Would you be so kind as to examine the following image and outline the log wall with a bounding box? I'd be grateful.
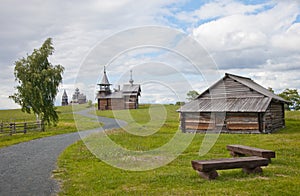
[183,112,215,131]
[98,97,139,110]
[226,113,259,131]
[181,112,260,133]
[98,98,110,110]
[264,101,285,132]
[111,98,125,110]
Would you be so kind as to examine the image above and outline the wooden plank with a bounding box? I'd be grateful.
[227,124,258,130]
[227,144,275,159]
[201,77,262,98]
[192,156,269,172]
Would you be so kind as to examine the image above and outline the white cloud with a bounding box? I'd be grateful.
[176,0,270,24]
[190,0,300,92]
[271,23,300,51]
[1,0,300,109]
[0,0,183,109]
[193,1,299,51]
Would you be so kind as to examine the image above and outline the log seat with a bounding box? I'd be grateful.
[191,156,269,180]
[227,144,275,161]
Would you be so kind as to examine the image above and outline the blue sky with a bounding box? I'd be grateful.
[0,0,299,109]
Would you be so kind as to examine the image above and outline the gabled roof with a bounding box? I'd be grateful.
[226,73,287,102]
[197,73,288,102]
[122,84,141,93]
[178,73,288,113]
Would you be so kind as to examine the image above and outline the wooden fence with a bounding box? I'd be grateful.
[0,121,44,136]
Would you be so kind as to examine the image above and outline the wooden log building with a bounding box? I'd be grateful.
[97,68,141,110]
[177,73,289,133]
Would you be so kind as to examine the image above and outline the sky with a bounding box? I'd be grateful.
[0,0,300,109]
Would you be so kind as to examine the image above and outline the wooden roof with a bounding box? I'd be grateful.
[122,84,141,94]
[225,73,287,102]
[179,97,271,112]
[178,73,288,113]
[99,67,111,85]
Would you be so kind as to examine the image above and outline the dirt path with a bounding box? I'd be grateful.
[0,109,126,196]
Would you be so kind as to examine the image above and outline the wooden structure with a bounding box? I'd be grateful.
[97,68,141,110]
[71,88,87,104]
[191,156,269,180]
[178,73,289,133]
[61,89,68,106]
[0,121,44,136]
[227,144,275,161]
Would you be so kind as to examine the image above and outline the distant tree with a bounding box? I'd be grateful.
[176,101,185,106]
[268,87,274,93]
[9,38,64,125]
[186,90,199,101]
[278,88,300,111]
[87,100,93,108]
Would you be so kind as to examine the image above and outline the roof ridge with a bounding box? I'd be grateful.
[225,73,251,80]
[200,96,267,100]
[227,74,288,102]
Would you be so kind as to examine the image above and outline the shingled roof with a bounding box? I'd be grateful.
[178,73,288,113]
[225,73,287,102]
[122,84,141,94]
[100,67,111,85]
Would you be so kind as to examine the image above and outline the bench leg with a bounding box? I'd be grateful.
[242,166,263,174]
[198,170,219,180]
[230,151,245,157]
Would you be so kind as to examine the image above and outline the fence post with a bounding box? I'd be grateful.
[0,122,3,133]
[24,122,27,134]
[41,121,45,132]
[9,123,13,136]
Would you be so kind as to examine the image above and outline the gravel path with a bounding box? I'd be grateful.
[0,109,126,196]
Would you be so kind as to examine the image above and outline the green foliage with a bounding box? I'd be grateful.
[55,106,300,195]
[87,100,93,108]
[278,88,300,110]
[267,87,274,93]
[9,38,64,125]
[175,101,185,106]
[186,90,199,101]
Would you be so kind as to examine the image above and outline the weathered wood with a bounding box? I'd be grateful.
[227,145,275,160]
[201,77,262,98]
[0,121,43,136]
[192,156,269,180]
[264,101,285,132]
[24,122,27,134]
[178,73,288,134]
[180,113,186,133]
[192,157,269,172]
[198,170,219,180]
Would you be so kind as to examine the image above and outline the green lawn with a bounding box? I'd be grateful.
[54,105,300,195]
[0,104,101,148]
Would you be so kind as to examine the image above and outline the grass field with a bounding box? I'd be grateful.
[0,104,100,148]
[54,105,300,195]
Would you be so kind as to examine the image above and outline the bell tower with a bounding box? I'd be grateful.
[98,66,111,97]
[61,90,68,106]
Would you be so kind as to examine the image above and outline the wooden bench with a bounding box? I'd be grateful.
[227,144,275,161]
[191,156,269,180]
